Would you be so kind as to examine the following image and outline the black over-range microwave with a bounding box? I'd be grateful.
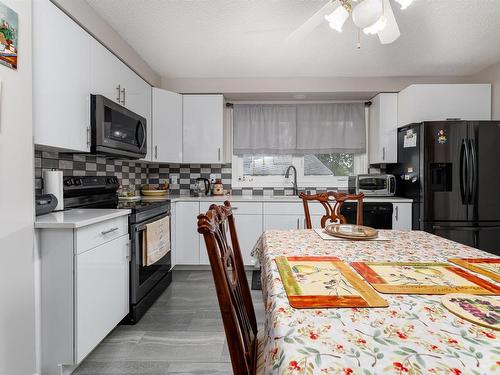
[91,94,147,159]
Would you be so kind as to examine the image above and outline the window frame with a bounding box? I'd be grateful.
[231,106,369,188]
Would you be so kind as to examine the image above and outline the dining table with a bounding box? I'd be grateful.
[253,229,499,375]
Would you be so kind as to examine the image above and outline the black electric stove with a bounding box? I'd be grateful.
[63,176,172,323]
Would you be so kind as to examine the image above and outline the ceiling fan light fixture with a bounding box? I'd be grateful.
[363,15,387,35]
[325,5,350,32]
[394,0,414,10]
[352,0,383,29]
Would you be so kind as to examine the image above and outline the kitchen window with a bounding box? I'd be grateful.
[232,103,368,188]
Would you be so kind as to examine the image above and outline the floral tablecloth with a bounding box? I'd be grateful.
[256,230,500,375]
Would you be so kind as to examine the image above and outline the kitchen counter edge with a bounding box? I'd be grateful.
[35,209,131,229]
[167,196,413,203]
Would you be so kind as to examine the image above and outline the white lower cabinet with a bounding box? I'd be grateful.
[174,202,201,265]
[392,202,412,231]
[76,235,129,362]
[39,216,130,375]
[263,215,304,230]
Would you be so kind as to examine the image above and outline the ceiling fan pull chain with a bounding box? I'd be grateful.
[357,28,361,49]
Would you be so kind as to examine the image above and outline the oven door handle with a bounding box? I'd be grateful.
[134,213,170,232]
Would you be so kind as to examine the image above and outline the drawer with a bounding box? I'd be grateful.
[75,216,128,254]
[200,201,262,215]
[263,201,328,216]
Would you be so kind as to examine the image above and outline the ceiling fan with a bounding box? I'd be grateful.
[287,0,413,46]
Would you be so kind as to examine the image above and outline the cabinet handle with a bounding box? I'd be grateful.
[218,147,221,161]
[101,227,119,235]
[155,145,158,159]
[303,218,306,229]
[395,206,399,221]
[296,218,299,229]
[382,147,385,161]
[86,126,91,148]
[126,241,131,261]
[121,87,126,105]
[116,85,121,102]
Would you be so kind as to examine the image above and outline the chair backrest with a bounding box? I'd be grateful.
[197,201,258,375]
[300,191,365,229]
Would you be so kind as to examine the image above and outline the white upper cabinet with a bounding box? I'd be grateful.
[33,0,91,152]
[369,93,398,164]
[182,95,224,164]
[398,84,491,127]
[152,88,183,163]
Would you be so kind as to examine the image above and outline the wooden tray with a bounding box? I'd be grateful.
[448,258,500,283]
[442,294,500,331]
[351,261,500,295]
[324,224,378,240]
[275,256,388,309]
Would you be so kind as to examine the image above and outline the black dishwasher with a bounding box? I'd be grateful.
[341,202,393,229]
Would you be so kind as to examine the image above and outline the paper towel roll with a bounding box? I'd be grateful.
[43,169,64,211]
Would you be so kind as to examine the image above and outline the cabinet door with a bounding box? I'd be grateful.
[33,0,91,152]
[152,88,183,163]
[183,95,224,163]
[368,95,381,164]
[379,93,398,163]
[90,39,123,104]
[392,203,412,230]
[76,235,129,363]
[263,215,303,231]
[234,214,263,265]
[174,202,200,265]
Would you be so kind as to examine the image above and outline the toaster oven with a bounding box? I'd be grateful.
[357,174,396,196]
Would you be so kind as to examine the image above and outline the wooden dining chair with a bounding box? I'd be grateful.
[299,191,365,229]
[197,201,263,375]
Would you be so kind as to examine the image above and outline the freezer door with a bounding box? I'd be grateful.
[424,222,500,256]
[469,121,500,221]
[423,121,468,222]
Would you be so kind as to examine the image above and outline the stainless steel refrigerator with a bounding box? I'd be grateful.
[389,121,500,255]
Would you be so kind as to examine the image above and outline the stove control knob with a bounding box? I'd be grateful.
[74,178,82,186]
[64,178,73,186]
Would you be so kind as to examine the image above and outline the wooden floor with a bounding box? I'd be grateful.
[75,270,265,375]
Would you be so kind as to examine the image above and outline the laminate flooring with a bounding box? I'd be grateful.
[74,271,265,375]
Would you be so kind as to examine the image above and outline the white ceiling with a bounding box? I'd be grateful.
[85,0,500,79]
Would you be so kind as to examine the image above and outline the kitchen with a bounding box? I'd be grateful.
[2,0,500,374]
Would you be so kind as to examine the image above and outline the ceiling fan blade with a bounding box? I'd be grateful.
[286,1,338,44]
[377,0,400,44]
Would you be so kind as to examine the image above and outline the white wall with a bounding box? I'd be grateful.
[162,75,469,95]
[468,62,500,120]
[0,0,36,374]
[51,0,160,87]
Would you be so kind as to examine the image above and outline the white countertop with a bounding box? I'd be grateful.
[167,195,413,203]
[35,209,131,229]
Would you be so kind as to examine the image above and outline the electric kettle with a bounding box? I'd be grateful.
[194,178,210,196]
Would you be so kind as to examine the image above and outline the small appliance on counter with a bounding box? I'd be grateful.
[212,178,224,196]
[194,178,210,196]
[43,169,64,211]
[35,193,58,216]
[356,174,396,196]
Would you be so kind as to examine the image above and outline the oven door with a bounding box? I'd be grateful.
[130,213,172,305]
[91,94,147,159]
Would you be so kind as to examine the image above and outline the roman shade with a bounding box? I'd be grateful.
[233,103,365,156]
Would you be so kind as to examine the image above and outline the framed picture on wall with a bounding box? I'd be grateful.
[0,1,18,70]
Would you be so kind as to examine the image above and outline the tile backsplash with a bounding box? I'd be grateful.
[35,150,341,197]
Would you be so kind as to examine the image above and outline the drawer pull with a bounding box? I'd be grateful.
[101,227,119,235]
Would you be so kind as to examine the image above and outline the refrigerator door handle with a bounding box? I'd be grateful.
[459,140,468,204]
[468,139,477,205]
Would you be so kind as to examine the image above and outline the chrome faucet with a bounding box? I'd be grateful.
[285,165,298,196]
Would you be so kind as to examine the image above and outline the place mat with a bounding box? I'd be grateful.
[441,294,500,331]
[314,228,390,241]
[351,262,500,295]
[448,258,500,283]
[275,256,388,308]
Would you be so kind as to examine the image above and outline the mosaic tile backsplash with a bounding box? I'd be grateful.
[35,150,341,197]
